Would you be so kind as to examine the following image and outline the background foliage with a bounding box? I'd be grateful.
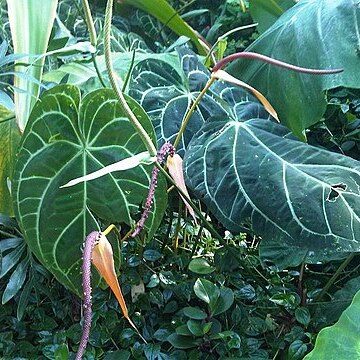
[1,0,360,359]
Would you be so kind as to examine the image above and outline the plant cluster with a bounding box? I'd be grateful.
[1,0,360,359]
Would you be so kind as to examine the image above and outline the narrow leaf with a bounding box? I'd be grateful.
[167,154,196,221]
[60,151,156,188]
[92,232,143,339]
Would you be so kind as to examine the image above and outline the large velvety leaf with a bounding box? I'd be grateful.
[130,47,270,155]
[304,289,360,360]
[184,117,360,262]
[249,0,294,33]
[13,85,167,295]
[229,0,360,137]
[0,106,21,215]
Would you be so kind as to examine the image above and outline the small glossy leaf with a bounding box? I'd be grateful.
[295,307,311,327]
[211,287,234,316]
[194,278,220,305]
[187,320,203,336]
[54,344,69,360]
[188,258,215,274]
[167,334,199,349]
[143,249,162,262]
[288,340,307,360]
[183,306,208,320]
[229,0,360,136]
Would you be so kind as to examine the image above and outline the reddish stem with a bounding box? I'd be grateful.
[76,230,101,360]
[212,51,344,75]
[132,142,175,237]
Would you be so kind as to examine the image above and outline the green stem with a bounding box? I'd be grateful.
[173,76,216,150]
[104,0,157,156]
[122,49,136,93]
[204,23,258,66]
[81,0,97,47]
[91,54,107,88]
[316,253,356,302]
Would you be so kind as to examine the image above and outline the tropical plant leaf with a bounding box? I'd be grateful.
[7,0,57,131]
[120,0,206,55]
[129,47,270,155]
[228,0,360,138]
[304,289,360,360]
[0,106,20,215]
[249,0,295,33]
[43,52,179,94]
[184,116,360,264]
[13,85,167,295]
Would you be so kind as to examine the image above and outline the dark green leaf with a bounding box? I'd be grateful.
[143,249,162,262]
[2,257,29,304]
[13,85,167,295]
[0,242,26,278]
[288,340,307,360]
[295,307,310,327]
[0,237,23,252]
[194,278,220,305]
[104,350,131,360]
[176,324,193,336]
[144,344,161,360]
[187,319,204,336]
[211,287,234,316]
[188,258,215,274]
[183,306,208,320]
[229,0,360,137]
[184,118,360,267]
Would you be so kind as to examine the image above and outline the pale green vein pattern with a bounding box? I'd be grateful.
[184,118,360,260]
[13,85,166,295]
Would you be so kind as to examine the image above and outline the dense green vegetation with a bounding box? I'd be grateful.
[1,0,360,359]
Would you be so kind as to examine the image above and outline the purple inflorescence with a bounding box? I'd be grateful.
[132,142,175,237]
[76,230,101,360]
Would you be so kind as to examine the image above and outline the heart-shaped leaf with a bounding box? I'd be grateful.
[13,85,167,295]
[129,47,270,155]
[184,117,360,264]
[229,0,360,137]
